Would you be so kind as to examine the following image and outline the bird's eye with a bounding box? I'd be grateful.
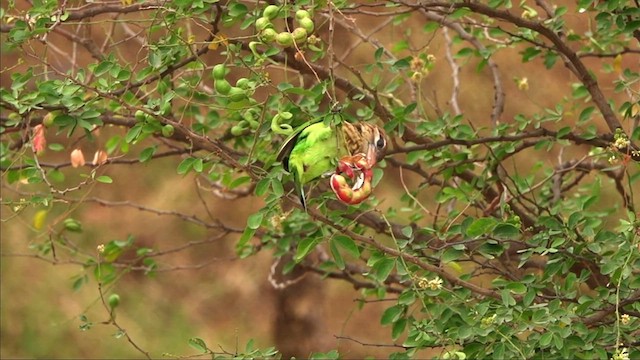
[376,137,386,149]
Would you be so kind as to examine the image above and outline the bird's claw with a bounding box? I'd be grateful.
[330,153,375,205]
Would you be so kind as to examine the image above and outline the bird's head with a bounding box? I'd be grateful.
[343,122,387,166]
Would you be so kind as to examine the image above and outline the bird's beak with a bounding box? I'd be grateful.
[366,141,378,167]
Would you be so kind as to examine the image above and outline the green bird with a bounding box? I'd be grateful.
[276,118,387,211]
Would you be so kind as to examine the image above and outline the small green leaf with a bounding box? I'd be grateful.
[139,146,156,163]
[380,304,404,325]
[294,237,318,262]
[466,218,497,237]
[371,258,396,283]
[329,238,345,270]
[441,247,464,263]
[539,331,553,347]
[333,235,360,258]
[96,175,113,184]
[493,223,520,239]
[271,178,284,197]
[506,282,527,294]
[177,157,194,175]
[188,337,208,353]
[246,212,263,230]
[48,143,64,151]
[255,178,270,196]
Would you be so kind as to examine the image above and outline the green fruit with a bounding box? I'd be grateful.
[212,64,227,80]
[292,27,308,43]
[8,113,21,123]
[228,87,247,102]
[236,78,250,89]
[135,110,146,122]
[215,79,232,95]
[295,9,311,21]
[230,124,246,136]
[255,16,273,31]
[161,124,175,137]
[42,111,58,127]
[260,28,277,43]
[263,5,280,20]
[108,294,120,309]
[298,17,314,33]
[275,32,294,47]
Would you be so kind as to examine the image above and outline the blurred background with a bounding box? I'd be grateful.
[2,0,638,358]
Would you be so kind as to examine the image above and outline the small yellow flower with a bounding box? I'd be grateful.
[427,277,443,290]
[410,72,423,83]
[417,277,429,289]
[97,244,105,253]
[517,77,529,91]
[613,137,629,149]
[620,314,630,325]
[612,347,629,360]
[410,57,425,72]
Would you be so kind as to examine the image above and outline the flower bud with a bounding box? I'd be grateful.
[70,149,86,168]
[32,124,46,154]
[92,150,108,165]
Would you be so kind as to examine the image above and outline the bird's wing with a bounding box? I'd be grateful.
[276,119,318,172]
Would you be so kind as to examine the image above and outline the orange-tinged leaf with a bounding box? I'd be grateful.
[613,54,622,74]
[33,209,48,230]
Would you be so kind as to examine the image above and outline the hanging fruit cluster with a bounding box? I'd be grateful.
[255,5,315,48]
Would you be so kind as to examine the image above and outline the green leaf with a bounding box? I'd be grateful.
[333,235,360,258]
[441,247,464,263]
[188,337,208,353]
[255,178,270,196]
[177,157,195,175]
[380,304,404,325]
[371,258,396,283]
[96,176,113,184]
[271,178,284,197]
[506,282,527,294]
[329,238,345,270]
[539,331,553,347]
[139,146,157,163]
[492,223,520,239]
[246,212,263,230]
[466,218,498,237]
[391,318,407,340]
[48,143,64,151]
[294,237,318,262]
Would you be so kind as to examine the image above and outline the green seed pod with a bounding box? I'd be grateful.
[134,110,146,122]
[295,9,311,21]
[260,28,277,43]
[228,87,247,102]
[263,5,280,20]
[275,32,294,47]
[161,124,175,137]
[108,294,120,309]
[212,64,227,80]
[292,27,308,43]
[215,79,232,95]
[255,16,273,31]
[236,78,250,89]
[42,111,58,127]
[230,124,247,136]
[298,17,314,33]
